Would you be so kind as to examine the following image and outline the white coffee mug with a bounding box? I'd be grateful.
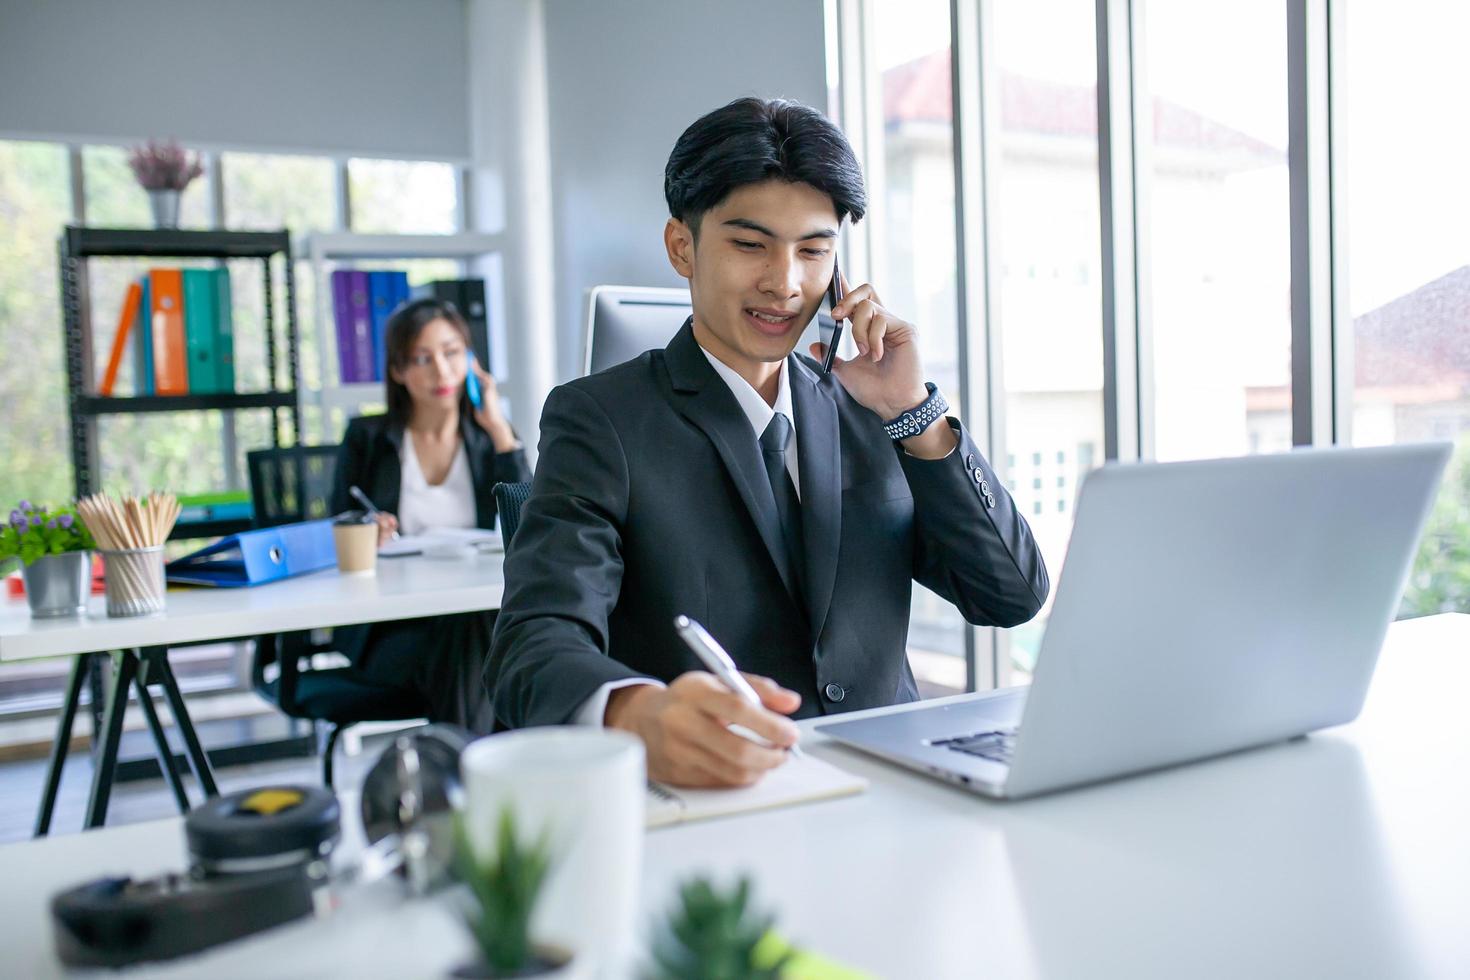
[459,727,646,974]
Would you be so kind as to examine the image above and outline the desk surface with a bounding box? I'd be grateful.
[0,553,505,662]
[0,614,1465,980]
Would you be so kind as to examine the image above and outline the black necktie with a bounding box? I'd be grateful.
[760,413,805,601]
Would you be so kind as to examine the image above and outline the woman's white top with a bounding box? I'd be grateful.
[398,434,476,536]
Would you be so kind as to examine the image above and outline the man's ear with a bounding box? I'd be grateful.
[664,218,695,280]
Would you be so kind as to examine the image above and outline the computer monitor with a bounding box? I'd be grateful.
[583,285,691,376]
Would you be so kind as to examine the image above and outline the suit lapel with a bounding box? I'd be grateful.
[662,320,802,600]
[789,357,842,645]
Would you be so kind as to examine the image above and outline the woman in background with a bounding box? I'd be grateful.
[330,298,531,731]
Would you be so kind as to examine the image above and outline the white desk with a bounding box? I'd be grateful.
[0,614,1465,979]
[0,553,505,663]
[0,553,504,835]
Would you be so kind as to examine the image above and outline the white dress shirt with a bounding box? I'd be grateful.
[571,346,799,725]
[398,436,476,536]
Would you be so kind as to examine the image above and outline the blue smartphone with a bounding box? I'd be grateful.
[465,350,483,409]
[820,252,845,375]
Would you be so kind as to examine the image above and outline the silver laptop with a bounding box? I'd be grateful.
[817,443,1450,799]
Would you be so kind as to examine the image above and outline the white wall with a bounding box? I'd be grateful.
[539,0,830,380]
[0,0,470,160]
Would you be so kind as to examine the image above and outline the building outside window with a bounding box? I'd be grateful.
[1344,1,1470,619]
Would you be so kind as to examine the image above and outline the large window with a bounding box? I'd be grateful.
[0,141,71,508]
[991,0,1104,681]
[1144,0,1291,461]
[843,0,1443,691]
[348,158,459,234]
[872,0,967,694]
[1345,2,1470,618]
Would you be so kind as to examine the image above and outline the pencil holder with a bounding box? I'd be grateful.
[100,546,166,617]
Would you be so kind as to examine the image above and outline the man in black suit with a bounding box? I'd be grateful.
[488,97,1048,787]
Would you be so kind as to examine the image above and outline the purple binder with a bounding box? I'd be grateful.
[331,270,360,383]
[346,270,374,384]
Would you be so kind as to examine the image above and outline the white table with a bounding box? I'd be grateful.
[0,613,1464,979]
[0,553,504,835]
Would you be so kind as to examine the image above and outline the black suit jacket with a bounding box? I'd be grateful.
[329,412,532,662]
[487,321,1048,727]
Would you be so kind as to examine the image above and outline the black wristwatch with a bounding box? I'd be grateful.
[881,383,949,441]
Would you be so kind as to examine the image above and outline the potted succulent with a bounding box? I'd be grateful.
[126,139,203,229]
[451,808,574,979]
[1,501,96,618]
[649,876,795,980]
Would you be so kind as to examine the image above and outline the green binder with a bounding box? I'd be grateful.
[213,268,235,393]
[181,269,218,393]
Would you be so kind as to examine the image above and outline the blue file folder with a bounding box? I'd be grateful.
[165,520,337,587]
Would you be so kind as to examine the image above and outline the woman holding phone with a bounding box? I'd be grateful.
[329,297,531,731]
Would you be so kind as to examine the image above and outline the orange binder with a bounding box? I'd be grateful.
[98,282,141,396]
[149,269,188,395]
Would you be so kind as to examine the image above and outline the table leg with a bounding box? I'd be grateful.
[85,653,105,752]
[33,653,91,838]
[83,650,137,830]
[133,655,191,814]
[147,648,219,797]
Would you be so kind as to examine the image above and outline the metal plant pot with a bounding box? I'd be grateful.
[148,189,181,229]
[21,551,91,618]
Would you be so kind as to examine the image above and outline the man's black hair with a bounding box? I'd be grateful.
[664,97,867,239]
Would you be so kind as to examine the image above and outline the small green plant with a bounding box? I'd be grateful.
[0,501,95,568]
[649,875,793,980]
[452,808,555,978]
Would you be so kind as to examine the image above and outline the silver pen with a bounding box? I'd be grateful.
[673,615,805,759]
[349,485,400,541]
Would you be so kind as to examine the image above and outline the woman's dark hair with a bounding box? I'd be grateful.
[383,297,475,428]
[664,97,867,239]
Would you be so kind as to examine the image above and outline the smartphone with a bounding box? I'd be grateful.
[820,251,845,375]
[465,350,483,409]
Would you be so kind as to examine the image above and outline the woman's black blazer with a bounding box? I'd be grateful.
[326,412,532,662]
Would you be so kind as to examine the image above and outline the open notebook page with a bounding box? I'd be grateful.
[645,751,867,829]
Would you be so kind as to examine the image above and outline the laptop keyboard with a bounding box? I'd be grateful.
[930,728,1017,764]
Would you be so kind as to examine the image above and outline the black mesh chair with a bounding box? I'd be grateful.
[246,446,426,786]
[245,445,341,527]
[492,482,534,548]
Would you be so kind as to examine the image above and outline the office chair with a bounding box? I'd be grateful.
[492,481,534,547]
[245,445,340,526]
[245,446,427,787]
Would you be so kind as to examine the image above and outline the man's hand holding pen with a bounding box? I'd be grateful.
[606,673,802,788]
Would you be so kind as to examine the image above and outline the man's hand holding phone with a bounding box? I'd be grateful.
[605,673,802,788]
[811,271,957,460]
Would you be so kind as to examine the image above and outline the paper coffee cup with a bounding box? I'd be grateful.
[333,522,378,575]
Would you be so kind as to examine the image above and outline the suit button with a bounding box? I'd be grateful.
[980,480,991,494]
[972,468,984,484]
[965,453,976,468]
[824,683,845,703]
[985,493,997,508]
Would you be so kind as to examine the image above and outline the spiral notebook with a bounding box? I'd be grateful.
[644,752,867,829]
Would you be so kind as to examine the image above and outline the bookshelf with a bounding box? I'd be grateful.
[58,226,302,540]
[297,231,507,442]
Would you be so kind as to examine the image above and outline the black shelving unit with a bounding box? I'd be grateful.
[59,226,302,539]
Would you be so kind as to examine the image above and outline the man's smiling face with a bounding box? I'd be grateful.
[670,179,839,384]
